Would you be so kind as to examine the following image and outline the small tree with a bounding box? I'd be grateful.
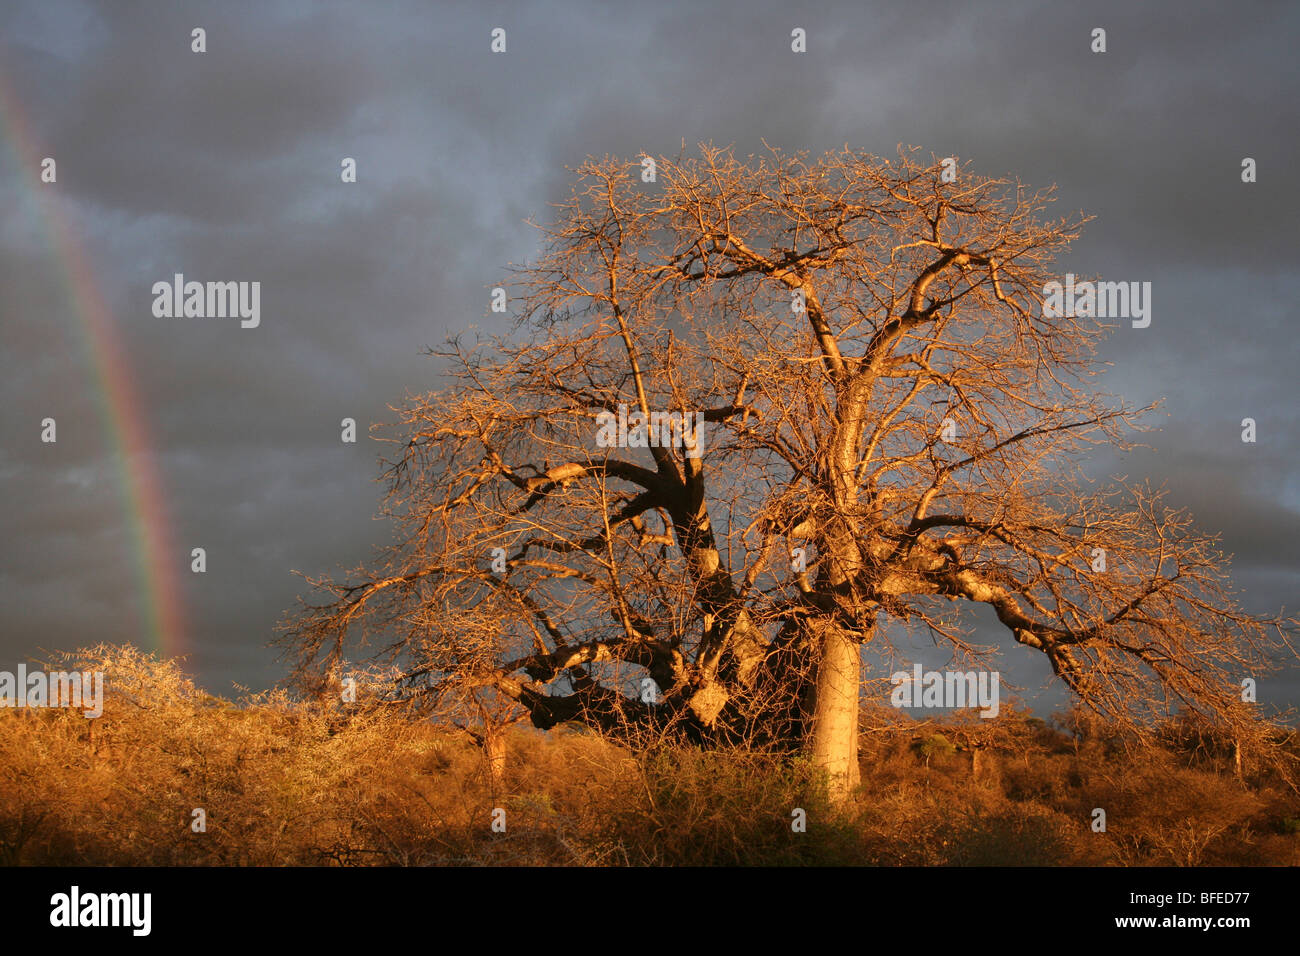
[281,145,1296,800]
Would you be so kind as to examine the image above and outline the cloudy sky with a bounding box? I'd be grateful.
[2,0,1296,716]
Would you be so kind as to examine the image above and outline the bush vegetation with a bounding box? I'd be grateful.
[2,645,1296,866]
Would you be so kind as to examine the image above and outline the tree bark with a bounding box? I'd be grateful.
[809,624,861,802]
[484,727,508,797]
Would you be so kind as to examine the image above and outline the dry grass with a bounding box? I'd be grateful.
[1,645,1297,866]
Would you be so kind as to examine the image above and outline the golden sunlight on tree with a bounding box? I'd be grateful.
[279,145,1298,803]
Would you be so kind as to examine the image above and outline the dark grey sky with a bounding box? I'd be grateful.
[2,0,1297,717]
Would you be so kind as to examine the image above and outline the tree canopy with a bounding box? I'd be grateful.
[280,145,1297,799]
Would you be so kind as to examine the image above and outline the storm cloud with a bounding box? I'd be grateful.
[2,0,1296,711]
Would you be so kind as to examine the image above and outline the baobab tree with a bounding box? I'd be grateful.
[280,145,1295,801]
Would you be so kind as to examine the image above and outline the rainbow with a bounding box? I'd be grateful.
[0,70,186,657]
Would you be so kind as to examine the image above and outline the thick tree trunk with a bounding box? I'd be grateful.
[809,624,861,802]
[484,727,508,796]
